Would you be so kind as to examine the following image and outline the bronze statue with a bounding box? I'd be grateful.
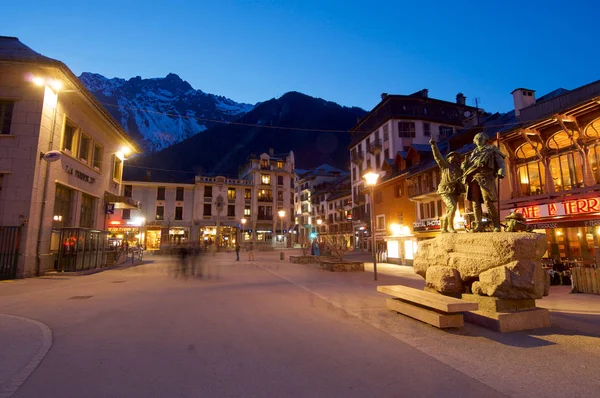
[461,132,507,232]
[430,138,464,233]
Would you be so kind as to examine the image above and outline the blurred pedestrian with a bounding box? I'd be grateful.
[235,243,240,261]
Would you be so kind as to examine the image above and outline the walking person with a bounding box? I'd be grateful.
[248,242,255,261]
[235,242,240,261]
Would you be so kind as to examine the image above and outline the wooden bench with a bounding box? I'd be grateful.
[377,285,478,328]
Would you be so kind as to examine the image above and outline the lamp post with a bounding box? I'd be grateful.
[241,218,247,243]
[316,219,322,243]
[277,210,286,260]
[364,171,380,281]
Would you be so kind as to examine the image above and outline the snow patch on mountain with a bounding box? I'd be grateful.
[79,72,254,151]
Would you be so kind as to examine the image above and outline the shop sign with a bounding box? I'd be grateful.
[528,217,600,230]
[514,197,600,219]
[413,219,440,232]
[65,165,96,184]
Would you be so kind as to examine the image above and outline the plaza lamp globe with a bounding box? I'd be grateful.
[363,171,380,280]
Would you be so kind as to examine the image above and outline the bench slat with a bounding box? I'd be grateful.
[377,285,478,313]
[386,298,464,328]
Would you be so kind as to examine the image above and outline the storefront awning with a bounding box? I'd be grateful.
[104,192,140,209]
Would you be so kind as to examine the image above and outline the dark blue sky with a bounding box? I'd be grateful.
[2,0,598,113]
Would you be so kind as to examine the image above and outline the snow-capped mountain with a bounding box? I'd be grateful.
[79,72,254,151]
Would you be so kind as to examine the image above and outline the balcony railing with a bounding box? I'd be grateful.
[351,151,364,164]
[258,197,273,202]
[408,184,436,197]
[367,139,382,154]
[257,215,273,221]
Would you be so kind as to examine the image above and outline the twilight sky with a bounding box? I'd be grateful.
[2,0,598,113]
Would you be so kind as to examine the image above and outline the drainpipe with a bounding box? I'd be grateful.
[35,88,59,276]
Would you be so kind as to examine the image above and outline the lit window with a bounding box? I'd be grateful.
[227,188,236,200]
[62,122,78,153]
[277,160,283,168]
[261,174,271,185]
[156,206,164,220]
[244,207,251,216]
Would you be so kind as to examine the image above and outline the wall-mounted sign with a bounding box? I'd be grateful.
[514,197,600,219]
[215,195,224,211]
[413,219,440,232]
[65,165,96,184]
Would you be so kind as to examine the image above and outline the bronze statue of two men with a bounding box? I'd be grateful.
[430,132,506,233]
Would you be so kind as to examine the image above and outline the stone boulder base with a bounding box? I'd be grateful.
[426,266,463,293]
[414,233,548,300]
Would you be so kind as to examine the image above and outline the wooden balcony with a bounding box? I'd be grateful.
[351,151,364,165]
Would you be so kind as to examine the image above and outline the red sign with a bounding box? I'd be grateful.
[513,197,600,219]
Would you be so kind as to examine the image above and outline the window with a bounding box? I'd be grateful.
[439,126,453,137]
[0,101,14,134]
[204,186,212,198]
[79,133,90,163]
[175,206,183,220]
[258,189,272,201]
[423,123,431,137]
[261,174,271,185]
[277,191,283,201]
[258,206,265,216]
[80,193,95,228]
[437,200,443,218]
[63,122,77,153]
[375,153,381,168]
[277,175,283,185]
[398,122,416,138]
[157,187,166,200]
[383,124,389,141]
[277,160,283,168]
[266,206,273,216]
[227,188,236,200]
[176,187,184,201]
[384,148,390,159]
[52,184,73,228]
[156,206,164,220]
[113,156,122,181]
[93,143,103,170]
[244,206,251,216]
[227,205,235,217]
[517,161,545,196]
[124,185,133,198]
[244,189,251,199]
[261,159,269,169]
[376,215,385,230]
[366,159,371,169]
[203,204,211,216]
[122,209,131,220]
[395,184,402,198]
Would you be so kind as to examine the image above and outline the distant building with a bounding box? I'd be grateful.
[0,36,139,278]
[112,150,295,249]
[293,164,348,244]
[349,90,479,251]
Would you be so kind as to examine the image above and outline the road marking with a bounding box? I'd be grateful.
[0,315,53,398]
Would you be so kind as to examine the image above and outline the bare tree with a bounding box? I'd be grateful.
[322,234,350,261]
[299,236,310,257]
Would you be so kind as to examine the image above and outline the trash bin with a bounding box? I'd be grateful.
[280,251,284,260]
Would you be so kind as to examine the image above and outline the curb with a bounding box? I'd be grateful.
[0,315,53,398]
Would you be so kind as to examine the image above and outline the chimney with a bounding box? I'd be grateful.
[511,88,536,118]
[381,93,388,101]
[268,147,274,156]
[456,92,466,106]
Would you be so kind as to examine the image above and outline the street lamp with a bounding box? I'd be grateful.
[278,210,286,248]
[364,171,380,281]
[241,218,247,242]
[316,219,322,242]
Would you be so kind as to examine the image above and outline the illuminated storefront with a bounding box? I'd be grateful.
[511,197,600,264]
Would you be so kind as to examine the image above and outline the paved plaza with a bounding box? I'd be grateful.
[1,250,599,397]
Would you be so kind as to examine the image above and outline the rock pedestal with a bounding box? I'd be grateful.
[461,294,550,332]
[414,232,551,332]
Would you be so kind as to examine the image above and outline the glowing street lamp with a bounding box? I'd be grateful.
[241,218,247,241]
[363,171,380,281]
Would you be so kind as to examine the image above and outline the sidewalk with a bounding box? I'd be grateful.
[0,314,52,398]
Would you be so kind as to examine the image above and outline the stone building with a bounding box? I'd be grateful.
[112,150,296,249]
[0,37,139,278]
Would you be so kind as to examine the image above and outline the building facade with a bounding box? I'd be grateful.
[0,37,139,278]
[349,90,479,252]
[111,151,296,249]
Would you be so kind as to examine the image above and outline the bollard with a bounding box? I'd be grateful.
[280,251,284,261]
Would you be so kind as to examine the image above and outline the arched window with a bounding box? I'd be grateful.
[514,142,544,196]
[584,118,600,184]
[515,142,541,160]
[547,130,579,150]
